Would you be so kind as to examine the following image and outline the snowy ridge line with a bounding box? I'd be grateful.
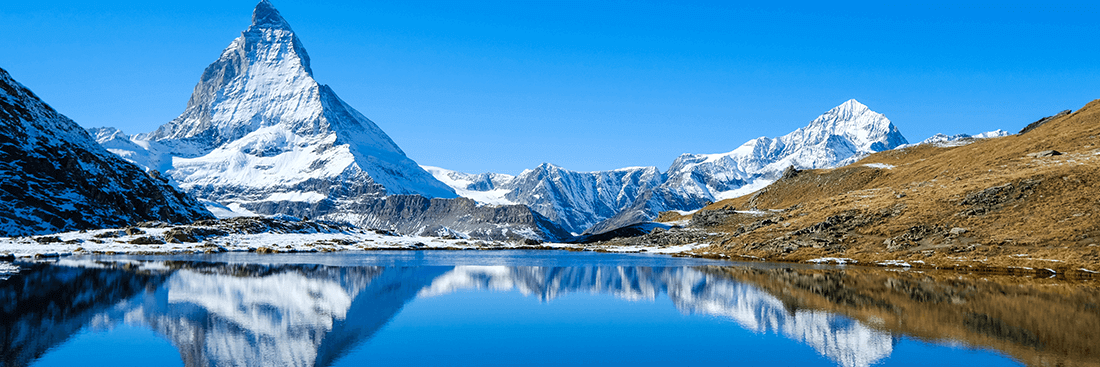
[895,129,1010,149]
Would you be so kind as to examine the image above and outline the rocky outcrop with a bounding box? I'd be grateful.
[1018,109,1071,135]
[0,67,213,237]
[957,179,1040,217]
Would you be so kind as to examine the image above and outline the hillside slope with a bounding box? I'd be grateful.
[659,100,1100,275]
[0,68,213,236]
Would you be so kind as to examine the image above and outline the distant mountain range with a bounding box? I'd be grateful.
[428,99,913,235]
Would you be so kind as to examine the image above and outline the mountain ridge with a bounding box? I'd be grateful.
[0,67,213,236]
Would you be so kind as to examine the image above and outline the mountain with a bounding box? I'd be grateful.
[658,99,907,203]
[0,67,213,237]
[90,1,575,241]
[424,164,663,234]
[100,0,455,212]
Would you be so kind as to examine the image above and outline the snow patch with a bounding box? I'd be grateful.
[806,257,858,265]
[876,260,911,267]
[863,163,895,170]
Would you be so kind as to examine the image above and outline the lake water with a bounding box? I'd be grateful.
[3,251,1096,366]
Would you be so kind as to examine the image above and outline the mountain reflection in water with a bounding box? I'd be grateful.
[1,253,1095,367]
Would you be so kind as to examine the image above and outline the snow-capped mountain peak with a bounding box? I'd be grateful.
[663,99,906,198]
[147,1,321,149]
[95,0,456,226]
[789,99,904,154]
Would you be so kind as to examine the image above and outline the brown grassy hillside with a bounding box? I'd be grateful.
[683,99,1100,276]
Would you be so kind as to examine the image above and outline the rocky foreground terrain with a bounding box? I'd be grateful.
[589,99,1100,277]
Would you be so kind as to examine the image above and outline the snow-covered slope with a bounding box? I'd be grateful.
[98,1,456,224]
[421,165,517,206]
[424,163,663,234]
[0,67,213,236]
[587,99,908,234]
[899,129,1010,148]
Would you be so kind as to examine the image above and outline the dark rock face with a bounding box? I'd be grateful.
[1018,110,1071,135]
[1026,150,1062,158]
[0,67,213,236]
[583,186,711,235]
[235,193,572,241]
[501,164,663,234]
[347,195,574,242]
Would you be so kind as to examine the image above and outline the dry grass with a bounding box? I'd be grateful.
[687,99,1100,276]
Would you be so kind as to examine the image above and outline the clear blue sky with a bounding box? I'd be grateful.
[2,1,1097,174]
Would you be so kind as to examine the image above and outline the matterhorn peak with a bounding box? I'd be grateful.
[103,0,457,227]
[250,0,292,31]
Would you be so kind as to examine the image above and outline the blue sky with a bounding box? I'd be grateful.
[2,1,1098,174]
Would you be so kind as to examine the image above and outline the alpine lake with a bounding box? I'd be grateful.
[2,250,1097,367]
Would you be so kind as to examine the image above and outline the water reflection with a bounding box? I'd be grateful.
[1,255,1095,367]
[420,266,896,367]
